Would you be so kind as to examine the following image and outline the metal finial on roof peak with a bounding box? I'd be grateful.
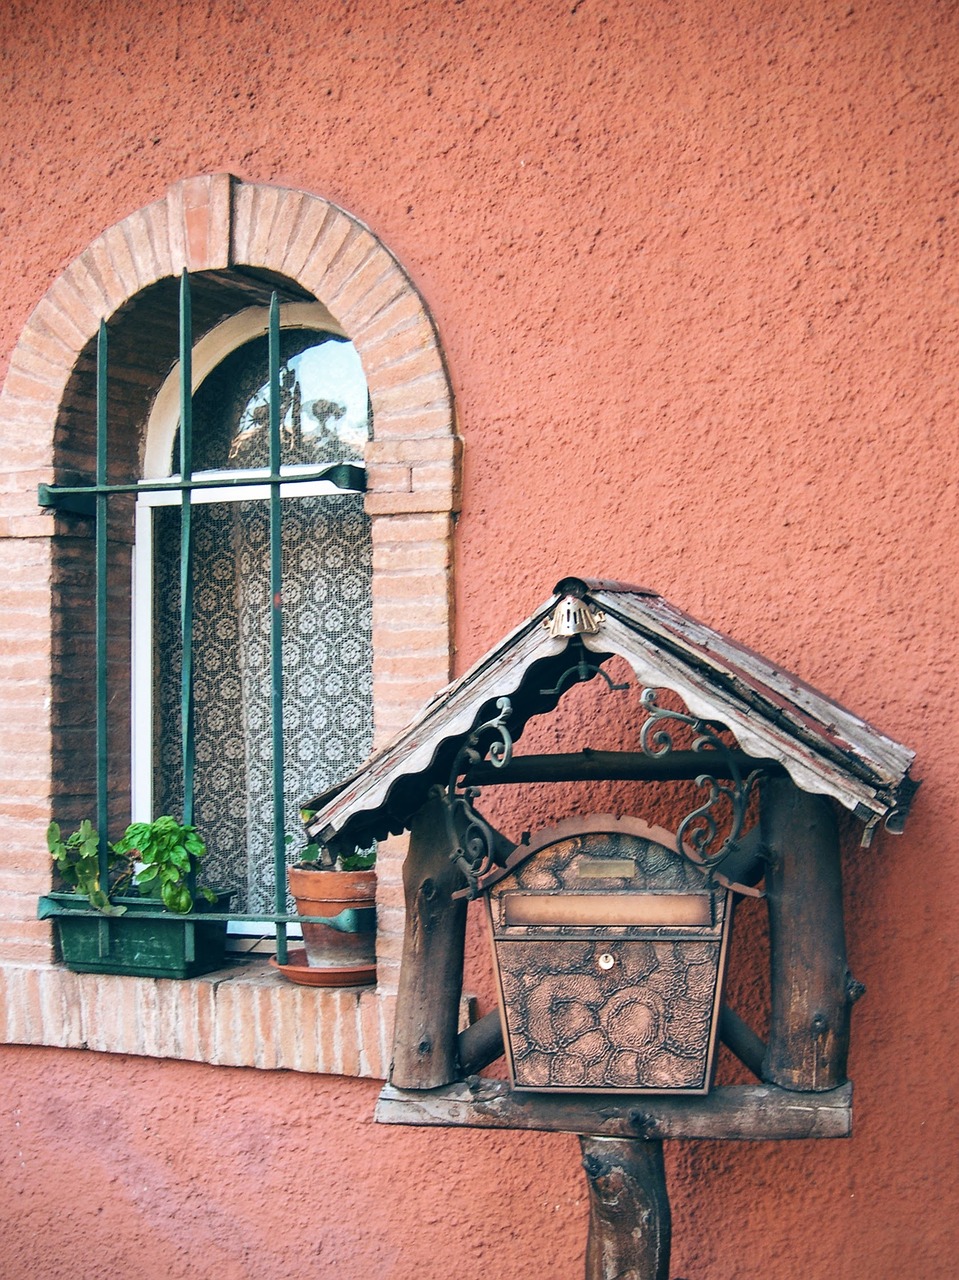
[545,594,606,637]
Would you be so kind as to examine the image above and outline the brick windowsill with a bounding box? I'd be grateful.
[0,958,399,1078]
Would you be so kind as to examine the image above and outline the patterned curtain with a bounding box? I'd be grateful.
[154,494,372,913]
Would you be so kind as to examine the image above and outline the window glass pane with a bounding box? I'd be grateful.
[153,495,373,913]
[176,329,370,472]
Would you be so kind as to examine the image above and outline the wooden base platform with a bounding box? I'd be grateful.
[375,1078,853,1141]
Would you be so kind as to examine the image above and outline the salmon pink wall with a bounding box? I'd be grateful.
[1,1,957,1277]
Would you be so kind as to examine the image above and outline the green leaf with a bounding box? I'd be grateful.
[184,832,205,858]
[339,851,376,872]
[46,822,61,854]
[162,882,192,914]
[88,888,115,915]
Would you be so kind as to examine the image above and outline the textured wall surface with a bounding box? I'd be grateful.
[1,0,957,1276]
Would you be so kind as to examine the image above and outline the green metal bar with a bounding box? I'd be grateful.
[178,272,196,830]
[38,898,375,927]
[41,281,362,945]
[268,294,289,965]
[38,462,366,504]
[40,901,378,931]
[95,320,110,893]
[41,490,96,517]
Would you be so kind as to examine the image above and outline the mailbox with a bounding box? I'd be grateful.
[484,815,731,1094]
[307,575,919,1279]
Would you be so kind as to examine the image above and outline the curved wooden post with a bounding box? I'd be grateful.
[390,793,467,1089]
[761,778,859,1091]
[579,1137,671,1280]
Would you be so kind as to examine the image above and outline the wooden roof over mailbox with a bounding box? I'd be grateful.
[305,576,918,855]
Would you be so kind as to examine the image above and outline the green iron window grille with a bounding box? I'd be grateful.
[39,274,372,965]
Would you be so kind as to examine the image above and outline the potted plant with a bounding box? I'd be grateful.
[273,812,376,987]
[39,816,233,979]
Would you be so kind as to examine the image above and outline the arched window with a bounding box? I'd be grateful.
[0,175,459,1074]
[135,308,373,913]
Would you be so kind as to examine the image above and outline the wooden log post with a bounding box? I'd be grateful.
[761,777,860,1091]
[390,792,468,1089]
[579,1137,671,1280]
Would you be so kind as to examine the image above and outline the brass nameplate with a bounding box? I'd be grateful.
[576,857,636,879]
[502,893,712,929]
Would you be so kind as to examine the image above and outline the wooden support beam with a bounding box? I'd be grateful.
[374,1078,853,1141]
[457,1009,505,1077]
[761,778,858,1091]
[712,824,767,890]
[389,794,468,1089]
[580,1137,671,1280]
[719,1005,766,1080]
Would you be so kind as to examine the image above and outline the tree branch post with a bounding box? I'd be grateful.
[580,1136,671,1280]
[390,792,468,1089]
[761,777,856,1091]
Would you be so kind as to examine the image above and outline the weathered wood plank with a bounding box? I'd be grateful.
[374,1078,853,1141]
[581,1137,671,1280]
[581,609,912,825]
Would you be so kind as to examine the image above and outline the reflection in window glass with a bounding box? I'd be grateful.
[177,329,370,472]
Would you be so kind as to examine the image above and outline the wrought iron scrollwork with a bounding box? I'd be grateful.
[539,650,630,699]
[639,687,762,875]
[443,697,514,897]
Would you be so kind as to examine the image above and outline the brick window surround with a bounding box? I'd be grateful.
[0,174,460,1077]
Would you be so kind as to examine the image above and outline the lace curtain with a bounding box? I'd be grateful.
[153,496,372,913]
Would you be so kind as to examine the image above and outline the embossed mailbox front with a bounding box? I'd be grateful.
[485,815,732,1094]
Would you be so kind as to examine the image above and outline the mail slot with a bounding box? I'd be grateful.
[484,815,732,1094]
[501,892,713,929]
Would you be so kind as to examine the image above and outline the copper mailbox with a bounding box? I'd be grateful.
[485,816,732,1094]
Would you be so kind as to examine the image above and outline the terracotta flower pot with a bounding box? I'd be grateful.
[287,865,376,981]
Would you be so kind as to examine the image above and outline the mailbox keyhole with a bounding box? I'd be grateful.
[598,952,616,971]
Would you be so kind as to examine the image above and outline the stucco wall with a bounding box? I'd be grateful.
[1,1,956,1277]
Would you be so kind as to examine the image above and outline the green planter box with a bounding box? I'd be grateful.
[38,890,234,979]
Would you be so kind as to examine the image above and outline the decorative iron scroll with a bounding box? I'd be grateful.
[638,688,761,875]
[443,697,514,897]
[539,646,630,699]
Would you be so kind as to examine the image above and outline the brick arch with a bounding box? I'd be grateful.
[0,176,459,992]
[1,174,457,511]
